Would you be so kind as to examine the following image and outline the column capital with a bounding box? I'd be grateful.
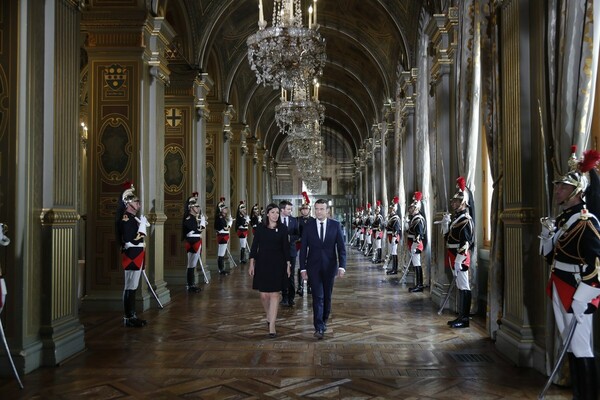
[195,73,213,121]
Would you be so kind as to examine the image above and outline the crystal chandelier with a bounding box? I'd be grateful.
[275,80,324,137]
[247,0,326,89]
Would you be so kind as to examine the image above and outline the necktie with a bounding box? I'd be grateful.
[284,217,288,227]
[320,222,324,242]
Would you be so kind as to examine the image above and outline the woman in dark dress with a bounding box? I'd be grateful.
[248,203,291,337]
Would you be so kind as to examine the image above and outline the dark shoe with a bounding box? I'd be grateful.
[219,270,229,275]
[307,286,312,294]
[187,285,201,293]
[124,317,147,328]
[386,270,398,275]
[409,285,424,293]
[287,299,295,306]
[296,288,304,297]
[268,332,277,338]
[449,318,469,328]
[280,299,289,307]
[313,330,324,339]
[447,317,460,326]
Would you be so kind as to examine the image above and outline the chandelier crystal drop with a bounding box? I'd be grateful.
[247,0,326,89]
[275,80,324,138]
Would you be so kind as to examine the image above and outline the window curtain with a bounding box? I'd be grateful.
[454,0,482,313]
[544,0,598,382]
[481,1,503,338]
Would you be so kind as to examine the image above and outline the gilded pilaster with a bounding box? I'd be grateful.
[38,0,85,368]
[494,0,538,368]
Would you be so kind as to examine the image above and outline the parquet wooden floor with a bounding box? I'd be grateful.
[0,248,572,399]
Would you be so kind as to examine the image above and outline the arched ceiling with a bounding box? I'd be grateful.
[174,0,425,161]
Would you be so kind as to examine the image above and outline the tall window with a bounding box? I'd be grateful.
[481,132,492,248]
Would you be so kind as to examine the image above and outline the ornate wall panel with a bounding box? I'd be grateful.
[89,60,139,291]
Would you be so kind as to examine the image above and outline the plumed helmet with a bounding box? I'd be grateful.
[375,200,381,213]
[186,192,200,210]
[366,202,372,212]
[451,177,469,205]
[121,181,138,205]
[410,191,422,212]
[389,196,399,213]
[217,196,228,212]
[238,200,246,211]
[301,191,311,209]
[553,145,600,203]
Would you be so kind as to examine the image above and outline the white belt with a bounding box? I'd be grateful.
[407,234,416,239]
[447,243,460,249]
[553,260,584,273]
[218,230,229,234]
[187,233,201,237]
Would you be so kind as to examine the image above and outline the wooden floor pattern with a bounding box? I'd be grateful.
[1,248,571,399]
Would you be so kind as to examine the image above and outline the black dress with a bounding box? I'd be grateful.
[250,223,290,292]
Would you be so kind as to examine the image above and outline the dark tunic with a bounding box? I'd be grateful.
[250,223,290,292]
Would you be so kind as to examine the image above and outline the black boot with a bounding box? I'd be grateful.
[240,249,247,264]
[376,248,382,263]
[218,256,229,275]
[450,290,470,328]
[576,357,598,400]
[124,289,146,327]
[568,353,581,400]
[447,290,463,326]
[296,270,304,296]
[409,266,424,292]
[187,268,201,292]
[386,255,398,275]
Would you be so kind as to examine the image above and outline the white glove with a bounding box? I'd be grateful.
[0,223,10,246]
[200,215,206,228]
[453,253,467,276]
[441,213,451,235]
[138,215,148,236]
[539,217,556,239]
[258,216,262,223]
[410,242,418,254]
[571,298,587,324]
[245,215,250,223]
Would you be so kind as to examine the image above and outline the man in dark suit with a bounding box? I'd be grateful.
[279,200,299,306]
[300,199,347,339]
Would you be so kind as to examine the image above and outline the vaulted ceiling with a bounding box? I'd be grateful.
[166,0,429,162]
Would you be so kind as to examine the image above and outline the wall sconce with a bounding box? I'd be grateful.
[80,122,88,150]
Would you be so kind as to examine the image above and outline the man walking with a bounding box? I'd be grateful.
[279,200,299,306]
[300,199,346,339]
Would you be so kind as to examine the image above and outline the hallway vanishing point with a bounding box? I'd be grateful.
[0,247,571,399]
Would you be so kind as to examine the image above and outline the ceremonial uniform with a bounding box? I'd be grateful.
[214,197,231,275]
[235,201,250,264]
[385,197,401,274]
[371,201,384,263]
[363,204,373,256]
[407,192,427,292]
[297,192,314,296]
[250,204,261,235]
[442,177,474,328]
[182,192,206,292]
[539,146,600,399]
[116,182,148,327]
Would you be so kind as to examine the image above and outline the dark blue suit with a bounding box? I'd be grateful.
[299,218,346,332]
[281,216,299,302]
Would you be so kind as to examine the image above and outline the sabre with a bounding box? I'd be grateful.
[142,268,164,309]
[538,99,552,217]
[438,274,456,315]
[399,256,412,283]
[0,318,24,389]
[197,254,210,284]
[226,246,238,268]
[538,318,578,399]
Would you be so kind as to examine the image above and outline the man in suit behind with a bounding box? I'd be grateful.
[279,200,299,306]
[300,199,347,339]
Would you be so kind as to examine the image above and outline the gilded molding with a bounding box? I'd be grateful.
[500,207,536,224]
[40,208,80,225]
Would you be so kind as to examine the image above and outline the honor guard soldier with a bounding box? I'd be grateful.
[539,145,600,400]
[363,203,373,256]
[386,197,401,274]
[351,208,361,247]
[357,207,365,250]
[372,201,384,263]
[116,182,149,327]
[407,192,427,292]
[235,201,250,264]
[297,191,314,296]
[182,192,206,293]
[441,177,474,328]
[214,197,231,275]
[250,203,261,235]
